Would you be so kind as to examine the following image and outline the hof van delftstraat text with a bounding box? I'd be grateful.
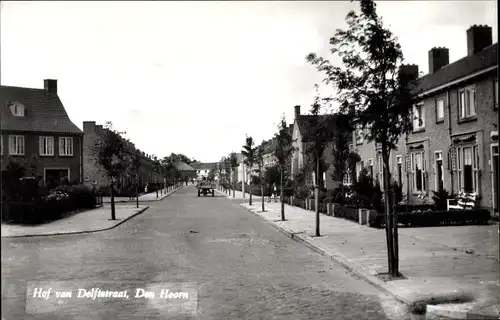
[31,288,190,300]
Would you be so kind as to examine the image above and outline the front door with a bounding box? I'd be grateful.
[435,151,444,191]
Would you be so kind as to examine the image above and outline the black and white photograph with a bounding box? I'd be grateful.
[1,1,498,319]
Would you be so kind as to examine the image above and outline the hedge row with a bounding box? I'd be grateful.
[2,184,101,224]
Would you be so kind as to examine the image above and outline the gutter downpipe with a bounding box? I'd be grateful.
[447,89,454,195]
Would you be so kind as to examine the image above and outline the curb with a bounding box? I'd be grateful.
[2,187,183,239]
[103,186,184,204]
[1,207,150,239]
[238,204,496,318]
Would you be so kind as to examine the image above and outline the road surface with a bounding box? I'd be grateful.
[2,186,423,319]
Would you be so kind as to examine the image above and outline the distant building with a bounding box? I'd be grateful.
[0,79,84,186]
[175,161,197,181]
[82,121,162,190]
[190,162,217,180]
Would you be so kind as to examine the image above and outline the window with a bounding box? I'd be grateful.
[39,136,54,156]
[456,145,479,193]
[413,103,425,131]
[396,155,403,186]
[434,151,444,191]
[9,135,25,155]
[459,86,476,119]
[411,151,425,192]
[355,124,364,144]
[343,169,352,186]
[59,137,74,156]
[436,97,445,122]
[9,102,25,117]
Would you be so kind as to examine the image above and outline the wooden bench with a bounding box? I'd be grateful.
[447,192,477,210]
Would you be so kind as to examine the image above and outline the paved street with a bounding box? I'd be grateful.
[1,186,421,320]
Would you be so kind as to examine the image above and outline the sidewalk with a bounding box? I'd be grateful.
[1,186,183,238]
[102,186,183,203]
[240,201,500,319]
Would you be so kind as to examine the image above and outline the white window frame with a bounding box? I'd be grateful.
[355,124,364,144]
[411,151,425,192]
[10,102,25,117]
[435,97,445,122]
[39,136,54,156]
[434,151,444,191]
[43,167,71,184]
[396,155,403,184]
[59,137,74,156]
[367,158,374,177]
[9,135,25,155]
[412,103,425,132]
[458,85,476,119]
[343,169,352,186]
[456,145,479,194]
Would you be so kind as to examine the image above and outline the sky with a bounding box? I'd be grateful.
[1,1,497,163]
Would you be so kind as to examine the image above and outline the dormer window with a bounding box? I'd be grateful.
[9,102,25,117]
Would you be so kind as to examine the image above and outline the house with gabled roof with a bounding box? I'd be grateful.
[175,161,197,182]
[0,79,84,186]
[290,105,342,190]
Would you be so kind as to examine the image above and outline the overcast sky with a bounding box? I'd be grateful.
[1,1,497,163]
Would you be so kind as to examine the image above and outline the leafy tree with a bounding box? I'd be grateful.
[207,168,216,181]
[91,121,128,220]
[128,151,142,208]
[229,152,239,197]
[273,114,296,220]
[255,143,266,212]
[264,164,280,187]
[307,0,420,276]
[241,135,257,206]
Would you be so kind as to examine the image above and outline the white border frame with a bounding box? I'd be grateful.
[8,135,25,155]
[59,137,74,156]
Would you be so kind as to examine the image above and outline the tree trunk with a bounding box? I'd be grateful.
[136,176,139,209]
[232,172,236,198]
[261,181,265,212]
[315,154,320,237]
[110,180,116,220]
[280,169,285,221]
[392,185,399,276]
[249,180,252,206]
[381,146,395,276]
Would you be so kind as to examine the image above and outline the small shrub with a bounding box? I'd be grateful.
[432,189,454,211]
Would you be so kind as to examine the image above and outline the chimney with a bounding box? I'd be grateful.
[294,105,301,119]
[44,79,57,94]
[399,64,420,81]
[83,121,96,133]
[467,25,492,56]
[428,48,449,74]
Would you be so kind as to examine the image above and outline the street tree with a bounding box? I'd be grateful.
[255,142,266,212]
[273,115,296,221]
[129,151,142,208]
[91,121,128,220]
[303,88,336,237]
[229,152,239,198]
[307,0,420,276]
[241,136,257,206]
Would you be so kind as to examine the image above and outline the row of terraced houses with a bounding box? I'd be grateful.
[0,79,162,190]
[242,25,498,215]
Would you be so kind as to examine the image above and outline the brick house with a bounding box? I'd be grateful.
[82,121,163,190]
[175,161,197,181]
[290,105,340,190]
[0,79,84,186]
[351,25,498,214]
